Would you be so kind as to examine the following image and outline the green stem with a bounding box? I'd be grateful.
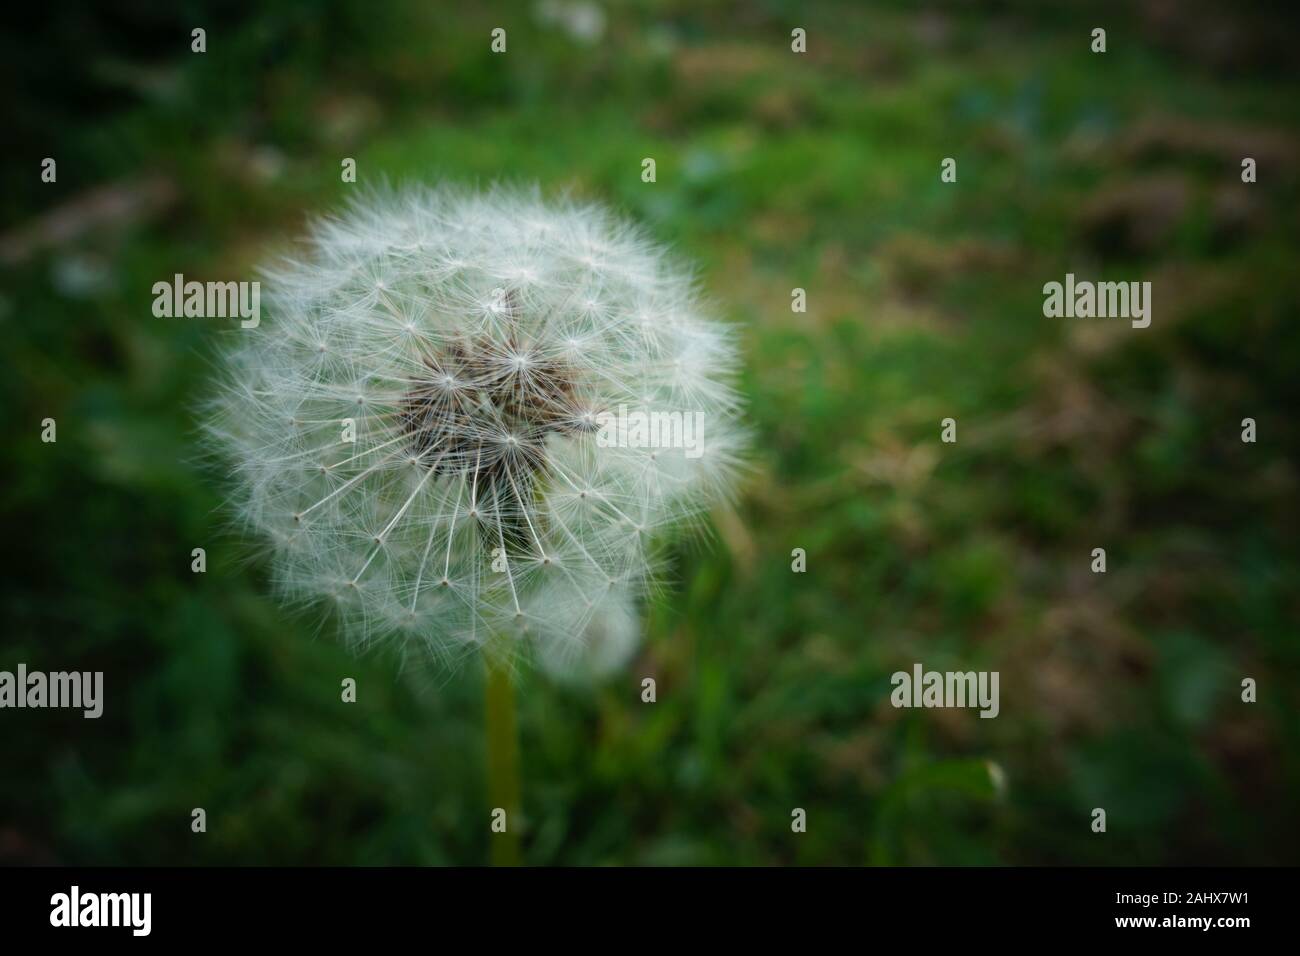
[484,653,521,866]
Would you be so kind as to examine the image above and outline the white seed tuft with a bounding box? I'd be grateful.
[207,184,745,676]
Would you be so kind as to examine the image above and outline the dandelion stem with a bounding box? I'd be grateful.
[484,652,521,867]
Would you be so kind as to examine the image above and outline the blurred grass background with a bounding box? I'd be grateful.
[2,0,1298,865]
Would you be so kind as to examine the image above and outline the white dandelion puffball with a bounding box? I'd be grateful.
[208,185,744,675]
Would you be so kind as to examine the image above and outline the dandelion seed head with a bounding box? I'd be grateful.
[207,184,744,676]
